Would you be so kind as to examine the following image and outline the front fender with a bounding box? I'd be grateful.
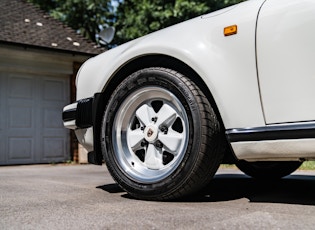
[76,0,265,131]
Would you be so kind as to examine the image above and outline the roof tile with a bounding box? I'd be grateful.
[0,0,103,55]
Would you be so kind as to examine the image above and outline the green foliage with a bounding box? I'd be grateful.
[114,0,205,44]
[113,0,245,45]
[27,0,58,12]
[28,0,245,45]
[28,0,113,43]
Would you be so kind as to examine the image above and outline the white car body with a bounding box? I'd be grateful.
[65,0,315,161]
[63,0,315,199]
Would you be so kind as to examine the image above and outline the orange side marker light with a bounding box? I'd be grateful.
[224,25,237,36]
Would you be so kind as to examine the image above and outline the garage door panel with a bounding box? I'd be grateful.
[43,78,67,102]
[8,137,34,162]
[8,75,34,99]
[0,72,70,165]
[0,141,5,162]
[41,76,69,163]
[9,106,33,129]
[0,74,5,163]
[44,108,64,129]
[42,137,66,160]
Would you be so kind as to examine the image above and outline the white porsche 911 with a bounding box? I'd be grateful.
[63,0,315,200]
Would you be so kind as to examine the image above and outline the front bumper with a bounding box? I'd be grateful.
[62,94,105,165]
[62,97,94,130]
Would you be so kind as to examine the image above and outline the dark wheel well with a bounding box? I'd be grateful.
[92,54,235,164]
[236,161,303,179]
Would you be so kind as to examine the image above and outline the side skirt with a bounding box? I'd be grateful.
[226,123,315,161]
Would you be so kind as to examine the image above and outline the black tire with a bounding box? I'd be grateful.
[101,67,224,200]
[236,161,302,179]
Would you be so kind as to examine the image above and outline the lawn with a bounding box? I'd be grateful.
[300,161,315,170]
[220,161,315,170]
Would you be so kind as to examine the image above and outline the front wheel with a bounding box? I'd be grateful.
[101,67,224,200]
[236,161,302,179]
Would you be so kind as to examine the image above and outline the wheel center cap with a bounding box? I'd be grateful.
[144,125,158,142]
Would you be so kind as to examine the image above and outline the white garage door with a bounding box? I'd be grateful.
[0,72,70,165]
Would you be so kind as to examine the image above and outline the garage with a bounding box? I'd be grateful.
[0,71,69,164]
[0,46,100,165]
[0,0,102,165]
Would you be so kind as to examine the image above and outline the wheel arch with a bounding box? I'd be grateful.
[92,54,235,164]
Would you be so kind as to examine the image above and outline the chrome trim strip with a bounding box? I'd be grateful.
[62,108,76,122]
[226,123,315,142]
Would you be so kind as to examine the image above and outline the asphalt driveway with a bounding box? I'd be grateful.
[1,164,315,229]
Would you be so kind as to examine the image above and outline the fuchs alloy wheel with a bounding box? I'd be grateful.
[101,67,224,200]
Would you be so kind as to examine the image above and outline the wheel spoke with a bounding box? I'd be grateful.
[159,129,183,154]
[112,85,190,184]
[156,104,177,127]
[144,144,163,170]
[128,128,144,150]
[136,104,155,126]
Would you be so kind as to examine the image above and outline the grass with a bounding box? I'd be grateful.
[220,161,315,170]
[219,164,237,169]
[299,161,315,170]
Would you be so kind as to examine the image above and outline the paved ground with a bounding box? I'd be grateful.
[1,164,315,229]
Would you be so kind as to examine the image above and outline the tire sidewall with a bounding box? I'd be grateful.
[102,68,209,198]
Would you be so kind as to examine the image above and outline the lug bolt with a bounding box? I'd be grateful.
[160,126,168,134]
[141,140,148,147]
[151,117,158,123]
[155,141,163,148]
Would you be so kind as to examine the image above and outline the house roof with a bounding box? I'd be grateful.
[0,0,103,55]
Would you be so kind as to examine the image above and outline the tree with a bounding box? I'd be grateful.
[28,0,245,46]
[113,0,245,45]
[28,0,114,43]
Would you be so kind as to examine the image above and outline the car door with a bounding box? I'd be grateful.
[256,0,315,124]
